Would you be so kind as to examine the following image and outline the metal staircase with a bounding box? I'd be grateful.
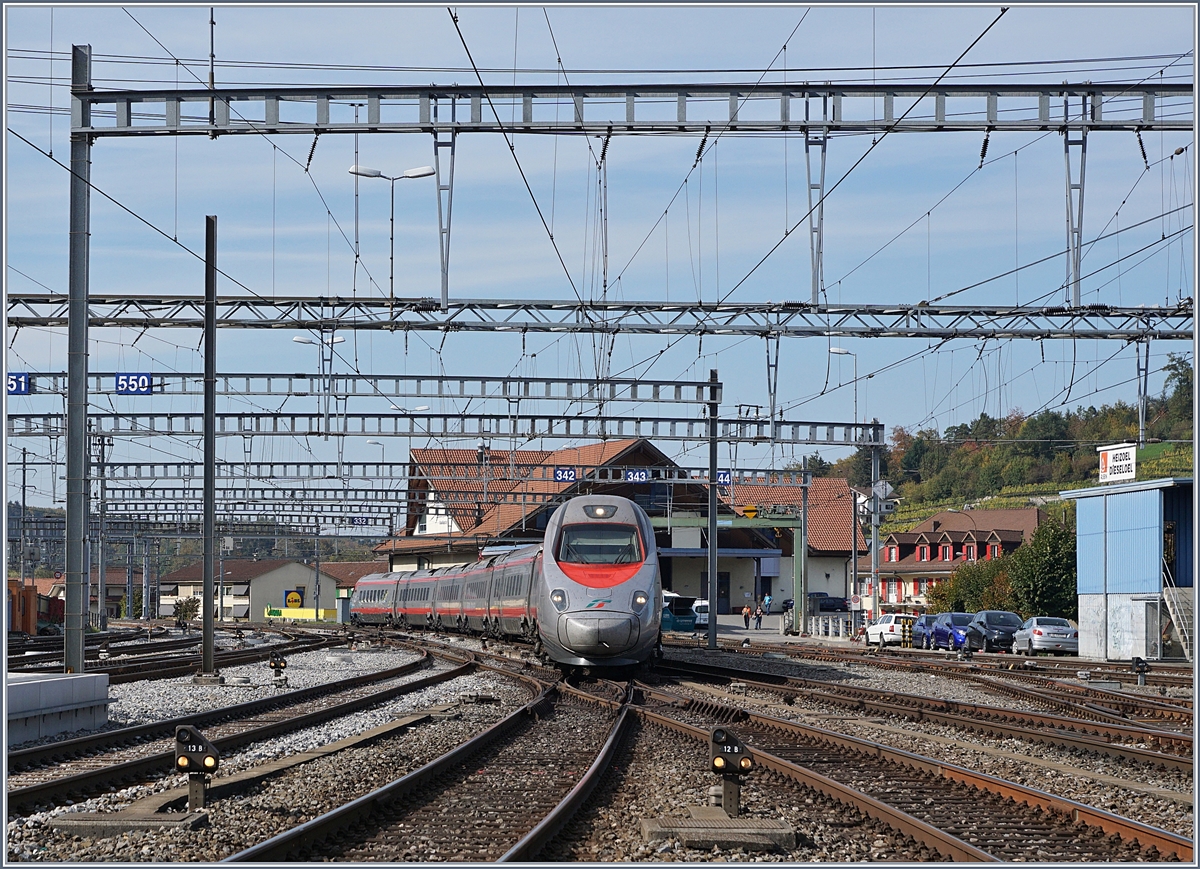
[1162,556,1193,662]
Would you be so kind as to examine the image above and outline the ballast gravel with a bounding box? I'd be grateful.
[7,665,529,863]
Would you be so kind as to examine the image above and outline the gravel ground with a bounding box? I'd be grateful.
[7,671,530,862]
[9,645,425,751]
[661,648,1194,838]
[540,719,937,863]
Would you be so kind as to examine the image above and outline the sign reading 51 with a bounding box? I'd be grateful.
[6,373,31,395]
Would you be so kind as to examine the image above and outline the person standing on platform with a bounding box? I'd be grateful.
[754,603,764,630]
[763,593,773,614]
[742,604,752,629]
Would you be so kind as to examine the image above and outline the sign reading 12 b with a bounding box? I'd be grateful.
[115,373,153,395]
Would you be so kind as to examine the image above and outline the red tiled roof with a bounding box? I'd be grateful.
[319,561,391,588]
[909,508,1045,542]
[727,478,864,554]
[376,439,660,554]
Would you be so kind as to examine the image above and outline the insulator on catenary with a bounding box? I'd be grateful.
[1136,131,1150,170]
[978,132,990,168]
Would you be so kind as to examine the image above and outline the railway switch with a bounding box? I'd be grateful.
[710,727,753,817]
[174,726,219,810]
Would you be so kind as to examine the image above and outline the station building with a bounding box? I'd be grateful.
[1061,478,1192,662]
[373,437,863,615]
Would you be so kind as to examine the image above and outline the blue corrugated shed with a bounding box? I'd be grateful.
[1075,497,1105,595]
[1062,478,1193,593]
[1104,489,1161,594]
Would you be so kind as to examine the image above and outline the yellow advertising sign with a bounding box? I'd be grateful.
[285,590,303,608]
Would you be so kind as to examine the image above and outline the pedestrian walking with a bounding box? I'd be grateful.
[763,593,773,613]
[742,604,752,629]
[754,603,764,630]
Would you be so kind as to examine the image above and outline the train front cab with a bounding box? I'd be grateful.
[539,497,662,666]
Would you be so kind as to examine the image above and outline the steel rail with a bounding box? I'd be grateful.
[7,659,476,812]
[498,704,633,862]
[639,684,1194,861]
[669,638,1193,726]
[654,659,1192,770]
[8,653,429,771]
[632,704,998,862]
[224,680,558,862]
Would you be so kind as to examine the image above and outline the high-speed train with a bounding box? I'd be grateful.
[350,495,662,667]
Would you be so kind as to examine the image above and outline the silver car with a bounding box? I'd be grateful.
[1014,616,1078,656]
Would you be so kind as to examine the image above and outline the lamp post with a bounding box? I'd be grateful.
[829,347,857,423]
[348,164,435,308]
[366,439,385,494]
[293,334,345,438]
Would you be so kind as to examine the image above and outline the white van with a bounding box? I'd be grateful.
[691,600,710,627]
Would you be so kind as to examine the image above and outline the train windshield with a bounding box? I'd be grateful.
[556,524,643,565]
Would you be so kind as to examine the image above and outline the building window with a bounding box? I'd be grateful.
[918,578,929,594]
[965,544,976,561]
[939,544,951,561]
[888,546,899,562]
[989,544,1000,559]
[918,545,929,562]
[416,513,428,534]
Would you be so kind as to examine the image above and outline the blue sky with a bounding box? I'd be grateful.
[5,3,1195,508]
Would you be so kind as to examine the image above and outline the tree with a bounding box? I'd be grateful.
[786,452,833,477]
[119,589,144,618]
[1007,520,1077,619]
[174,596,201,621]
[928,556,1018,614]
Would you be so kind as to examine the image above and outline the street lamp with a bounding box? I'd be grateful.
[293,335,345,436]
[829,347,857,424]
[348,164,435,307]
[366,439,385,463]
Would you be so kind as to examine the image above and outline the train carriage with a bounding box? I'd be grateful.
[349,495,661,668]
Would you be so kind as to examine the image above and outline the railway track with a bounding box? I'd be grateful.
[634,683,1192,862]
[227,685,621,862]
[663,637,1194,726]
[6,653,473,811]
[653,657,1193,768]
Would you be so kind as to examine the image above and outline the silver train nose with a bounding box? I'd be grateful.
[558,614,639,654]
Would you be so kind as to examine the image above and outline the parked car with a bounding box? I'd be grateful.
[912,614,936,649]
[661,592,697,632]
[691,599,710,627]
[1014,616,1079,656]
[865,613,916,647]
[808,592,849,612]
[966,610,1024,652]
[931,612,974,650]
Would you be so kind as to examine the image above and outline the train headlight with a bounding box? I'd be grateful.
[550,589,569,612]
[632,590,649,608]
[582,504,618,519]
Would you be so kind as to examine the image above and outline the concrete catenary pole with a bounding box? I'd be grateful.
[65,45,93,674]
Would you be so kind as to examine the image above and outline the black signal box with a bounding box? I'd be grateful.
[174,725,220,774]
[710,726,754,776]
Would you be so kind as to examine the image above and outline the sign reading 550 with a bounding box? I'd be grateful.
[115,373,153,395]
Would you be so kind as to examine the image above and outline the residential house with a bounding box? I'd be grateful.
[863,507,1046,616]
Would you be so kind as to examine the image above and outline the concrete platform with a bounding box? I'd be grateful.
[642,807,795,851]
[6,672,110,747]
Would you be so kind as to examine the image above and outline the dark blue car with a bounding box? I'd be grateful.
[931,612,973,650]
[912,614,936,649]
